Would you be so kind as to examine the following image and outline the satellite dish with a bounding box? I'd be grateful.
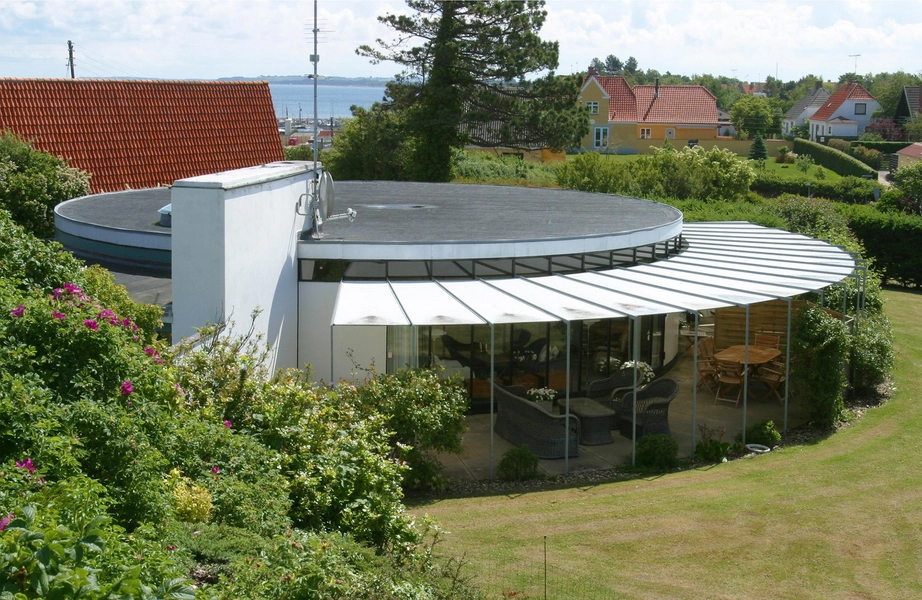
[319,171,335,219]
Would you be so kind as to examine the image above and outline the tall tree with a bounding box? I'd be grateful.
[624,56,638,74]
[730,95,775,139]
[604,54,623,75]
[358,0,587,182]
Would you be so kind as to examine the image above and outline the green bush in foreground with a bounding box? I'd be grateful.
[743,419,782,447]
[497,445,541,481]
[634,434,679,471]
[791,305,850,426]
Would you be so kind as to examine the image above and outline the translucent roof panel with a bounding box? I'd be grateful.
[437,280,559,324]
[333,282,409,326]
[389,281,485,325]
[485,277,626,322]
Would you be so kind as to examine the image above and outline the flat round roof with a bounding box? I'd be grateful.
[55,180,683,263]
[301,181,683,261]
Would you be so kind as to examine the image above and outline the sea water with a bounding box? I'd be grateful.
[269,83,387,120]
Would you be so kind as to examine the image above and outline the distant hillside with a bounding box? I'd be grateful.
[218,75,391,87]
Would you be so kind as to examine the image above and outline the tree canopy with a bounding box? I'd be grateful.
[730,96,779,139]
[357,0,587,181]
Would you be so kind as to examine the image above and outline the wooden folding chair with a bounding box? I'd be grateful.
[754,333,780,349]
[714,359,745,406]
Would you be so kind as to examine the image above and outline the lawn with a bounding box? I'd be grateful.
[411,288,922,599]
[761,158,841,181]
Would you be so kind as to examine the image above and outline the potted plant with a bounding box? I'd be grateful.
[525,387,556,412]
[619,360,655,386]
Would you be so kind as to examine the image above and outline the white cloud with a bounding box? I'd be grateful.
[1,0,920,81]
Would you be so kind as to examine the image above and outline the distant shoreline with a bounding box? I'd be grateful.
[218,76,392,87]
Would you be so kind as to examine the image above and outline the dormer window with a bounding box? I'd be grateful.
[586,101,599,115]
[854,103,866,115]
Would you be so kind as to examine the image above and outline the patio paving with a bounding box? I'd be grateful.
[437,354,808,481]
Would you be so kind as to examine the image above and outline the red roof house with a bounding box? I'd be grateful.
[578,68,718,150]
[809,81,880,142]
[0,78,284,193]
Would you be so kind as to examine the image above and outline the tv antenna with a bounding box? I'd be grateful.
[298,0,355,237]
[849,54,861,73]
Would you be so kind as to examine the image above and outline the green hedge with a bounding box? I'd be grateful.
[793,138,876,178]
[836,203,922,287]
[751,172,878,204]
[849,141,913,154]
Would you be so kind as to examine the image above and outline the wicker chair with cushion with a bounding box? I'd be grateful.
[613,378,680,439]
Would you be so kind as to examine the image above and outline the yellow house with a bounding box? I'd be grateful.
[578,68,719,152]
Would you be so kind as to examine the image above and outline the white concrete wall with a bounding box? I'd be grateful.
[298,280,387,384]
[172,162,315,371]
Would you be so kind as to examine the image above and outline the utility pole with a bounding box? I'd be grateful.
[311,0,319,165]
[67,40,75,78]
[849,54,861,74]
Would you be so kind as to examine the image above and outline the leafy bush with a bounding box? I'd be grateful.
[452,150,557,186]
[750,172,877,204]
[793,138,876,178]
[743,419,782,447]
[876,189,921,216]
[497,445,541,481]
[837,203,922,287]
[892,160,922,202]
[827,138,851,153]
[0,131,91,238]
[557,145,755,202]
[849,140,912,153]
[695,424,730,463]
[851,145,881,170]
[0,478,192,598]
[634,434,679,471]
[791,305,850,426]
[850,313,894,396]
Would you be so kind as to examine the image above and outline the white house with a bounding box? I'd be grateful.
[782,83,829,136]
[809,81,880,142]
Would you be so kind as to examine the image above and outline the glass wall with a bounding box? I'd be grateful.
[387,315,670,413]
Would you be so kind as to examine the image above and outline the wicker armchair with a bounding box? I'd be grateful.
[613,378,680,439]
[586,369,637,404]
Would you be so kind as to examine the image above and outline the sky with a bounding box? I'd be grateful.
[2,0,921,84]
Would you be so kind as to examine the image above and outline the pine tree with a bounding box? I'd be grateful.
[749,135,768,160]
[358,0,588,182]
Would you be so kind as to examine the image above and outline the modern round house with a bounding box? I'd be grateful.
[55,162,859,420]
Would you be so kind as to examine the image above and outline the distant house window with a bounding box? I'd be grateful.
[640,128,652,139]
[855,103,866,115]
[594,127,609,148]
[586,101,599,115]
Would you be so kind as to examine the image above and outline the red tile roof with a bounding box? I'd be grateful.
[585,75,637,122]
[582,73,716,126]
[634,85,718,125]
[0,78,284,193]
[897,142,922,160]
[811,81,876,123]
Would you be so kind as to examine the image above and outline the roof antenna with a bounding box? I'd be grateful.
[299,0,355,238]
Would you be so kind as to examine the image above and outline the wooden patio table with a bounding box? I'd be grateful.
[713,345,780,370]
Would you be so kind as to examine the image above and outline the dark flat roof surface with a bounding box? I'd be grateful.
[314,182,680,243]
[56,182,680,244]
[56,188,172,233]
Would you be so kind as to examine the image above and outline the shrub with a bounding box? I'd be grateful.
[0,131,91,238]
[837,203,922,287]
[850,312,894,396]
[170,469,214,524]
[497,445,541,481]
[634,434,679,471]
[695,424,730,463]
[851,145,881,170]
[452,150,557,186]
[827,138,851,153]
[876,189,921,216]
[791,305,850,426]
[892,160,922,202]
[743,419,782,446]
[750,172,877,204]
[749,136,767,160]
[793,138,876,178]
